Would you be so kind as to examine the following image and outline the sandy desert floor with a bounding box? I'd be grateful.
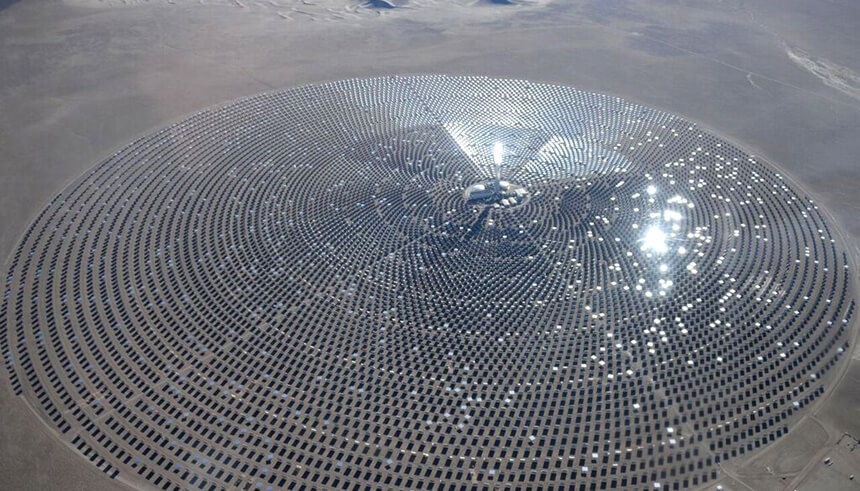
[1,0,859,489]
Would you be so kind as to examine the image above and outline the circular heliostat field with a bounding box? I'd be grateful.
[1,76,856,490]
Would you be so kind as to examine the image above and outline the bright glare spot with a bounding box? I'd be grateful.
[646,185,657,195]
[678,246,687,255]
[493,142,504,165]
[659,264,668,273]
[663,209,682,221]
[641,226,668,253]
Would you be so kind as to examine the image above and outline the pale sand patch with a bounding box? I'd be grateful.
[785,43,860,102]
[62,0,556,22]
